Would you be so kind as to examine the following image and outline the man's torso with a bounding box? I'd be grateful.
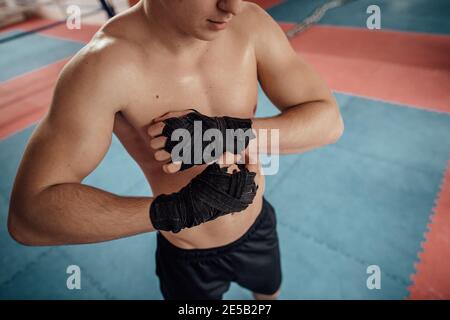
[89,4,265,249]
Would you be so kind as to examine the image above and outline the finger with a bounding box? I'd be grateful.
[216,152,241,167]
[237,149,247,165]
[245,160,259,174]
[163,161,182,174]
[154,109,194,123]
[149,136,167,150]
[147,122,165,138]
[242,150,259,173]
[154,149,171,161]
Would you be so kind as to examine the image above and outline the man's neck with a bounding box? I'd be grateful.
[142,1,210,57]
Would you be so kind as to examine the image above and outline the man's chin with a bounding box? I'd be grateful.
[196,35,219,42]
[195,30,223,42]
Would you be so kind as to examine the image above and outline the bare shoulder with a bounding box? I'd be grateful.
[66,26,144,82]
[233,2,282,46]
[57,27,145,112]
[242,1,272,18]
[62,5,150,90]
[236,2,276,31]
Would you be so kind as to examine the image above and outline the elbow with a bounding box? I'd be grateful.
[324,100,344,144]
[8,208,41,247]
[329,115,344,144]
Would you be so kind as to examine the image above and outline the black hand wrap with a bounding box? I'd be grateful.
[162,109,256,171]
[149,163,258,233]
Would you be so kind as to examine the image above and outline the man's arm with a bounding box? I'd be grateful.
[8,44,155,246]
[249,3,344,154]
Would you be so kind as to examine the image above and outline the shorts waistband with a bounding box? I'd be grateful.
[156,197,270,258]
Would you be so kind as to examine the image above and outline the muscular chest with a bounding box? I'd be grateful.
[122,38,258,132]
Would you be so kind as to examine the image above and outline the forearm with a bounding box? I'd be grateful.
[252,99,344,155]
[9,183,155,246]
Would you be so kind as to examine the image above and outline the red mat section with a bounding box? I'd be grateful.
[0,20,99,139]
[0,59,69,139]
[1,17,100,44]
[281,24,450,114]
[1,17,55,33]
[408,162,450,299]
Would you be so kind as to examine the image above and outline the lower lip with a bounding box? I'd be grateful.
[208,20,228,30]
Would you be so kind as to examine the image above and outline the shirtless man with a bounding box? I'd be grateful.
[8,0,344,300]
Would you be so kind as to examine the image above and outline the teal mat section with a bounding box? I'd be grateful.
[0,31,84,82]
[268,0,450,35]
[1,88,450,299]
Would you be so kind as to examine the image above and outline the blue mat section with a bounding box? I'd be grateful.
[1,88,450,299]
[268,0,450,35]
[0,31,84,82]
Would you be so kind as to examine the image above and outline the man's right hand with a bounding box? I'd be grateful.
[149,160,259,233]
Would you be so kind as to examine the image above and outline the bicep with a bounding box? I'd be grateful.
[253,7,333,111]
[13,57,119,196]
